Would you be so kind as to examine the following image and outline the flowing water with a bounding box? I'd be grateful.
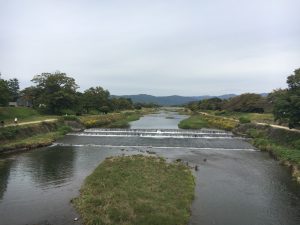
[0,110,299,225]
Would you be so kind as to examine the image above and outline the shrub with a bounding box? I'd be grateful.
[63,115,80,122]
[239,116,251,124]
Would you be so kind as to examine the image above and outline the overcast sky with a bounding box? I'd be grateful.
[0,0,299,96]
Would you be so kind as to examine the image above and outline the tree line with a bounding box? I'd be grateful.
[0,71,157,115]
[0,69,299,128]
[185,68,300,128]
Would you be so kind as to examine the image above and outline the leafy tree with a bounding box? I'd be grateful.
[7,78,20,101]
[272,68,300,128]
[31,72,79,114]
[110,97,133,111]
[82,86,110,113]
[224,93,265,113]
[186,101,199,112]
[0,74,10,106]
[19,86,41,107]
[198,97,223,110]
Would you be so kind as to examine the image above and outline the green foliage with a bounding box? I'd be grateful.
[110,97,134,111]
[63,115,80,122]
[272,68,300,128]
[57,125,72,135]
[73,155,195,225]
[198,97,223,110]
[82,87,110,113]
[7,78,20,102]
[235,123,300,166]
[31,72,79,114]
[179,114,238,130]
[239,116,251,124]
[224,93,266,113]
[0,107,39,121]
[0,75,10,106]
[80,112,141,128]
[0,126,19,140]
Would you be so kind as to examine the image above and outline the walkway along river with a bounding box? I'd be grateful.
[0,110,299,225]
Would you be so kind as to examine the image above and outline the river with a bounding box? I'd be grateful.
[0,110,299,225]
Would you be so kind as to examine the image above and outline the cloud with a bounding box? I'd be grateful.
[0,0,299,95]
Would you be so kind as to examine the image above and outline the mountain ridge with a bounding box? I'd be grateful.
[112,94,239,106]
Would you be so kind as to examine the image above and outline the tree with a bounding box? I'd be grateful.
[224,93,265,113]
[31,72,79,114]
[20,86,42,108]
[272,68,300,128]
[110,97,133,111]
[7,78,20,101]
[0,73,10,106]
[82,86,110,113]
[198,97,223,110]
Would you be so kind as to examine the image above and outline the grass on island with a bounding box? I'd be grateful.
[73,155,195,225]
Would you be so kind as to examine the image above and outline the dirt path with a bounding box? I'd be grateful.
[3,118,58,127]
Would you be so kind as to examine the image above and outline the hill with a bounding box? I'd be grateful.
[113,94,238,106]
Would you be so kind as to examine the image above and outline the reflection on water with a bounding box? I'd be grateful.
[0,146,123,225]
[25,148,76,188]
[0,160,13,200]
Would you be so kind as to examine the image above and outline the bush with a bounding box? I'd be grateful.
[63,115,79,122]
[0,126,18,140]
[57,125,72,135]
[239,116,251,124]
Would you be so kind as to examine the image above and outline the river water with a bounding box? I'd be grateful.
[0,110,299,225]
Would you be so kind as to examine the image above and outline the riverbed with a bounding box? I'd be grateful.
[0,110,299,225]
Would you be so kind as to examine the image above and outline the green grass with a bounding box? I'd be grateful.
[236,124,300,167]
[0,124,71,152]
[212,110,275,124]
[80,111,143,128]
[73,155,195,225]
[0,107,59,125]
[0,107,39,121]
[179,113,238,131]
[0,131,62,151]
[108,113,141,128]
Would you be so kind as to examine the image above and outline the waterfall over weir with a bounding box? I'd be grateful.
[67,128,237,139]
[58,128,254,150]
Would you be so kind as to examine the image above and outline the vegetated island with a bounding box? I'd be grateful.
[72,155,195,225]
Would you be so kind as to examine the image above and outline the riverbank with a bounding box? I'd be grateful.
[179,112,300,183]
[0,110,150,154]
[72,155,195,225]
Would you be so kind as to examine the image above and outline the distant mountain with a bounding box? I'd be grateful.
[113,94,238,106]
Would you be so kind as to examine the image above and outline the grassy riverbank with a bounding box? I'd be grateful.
[178,113,238,130]
[179,111,300,182]
[0,109,153,154]
[80,110,150,128]
[73,155,195,225]
[0,107,58,125]
[0,122,71,153]
[235,123,300,182]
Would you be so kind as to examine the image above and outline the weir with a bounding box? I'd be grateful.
[68,128,236,139]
